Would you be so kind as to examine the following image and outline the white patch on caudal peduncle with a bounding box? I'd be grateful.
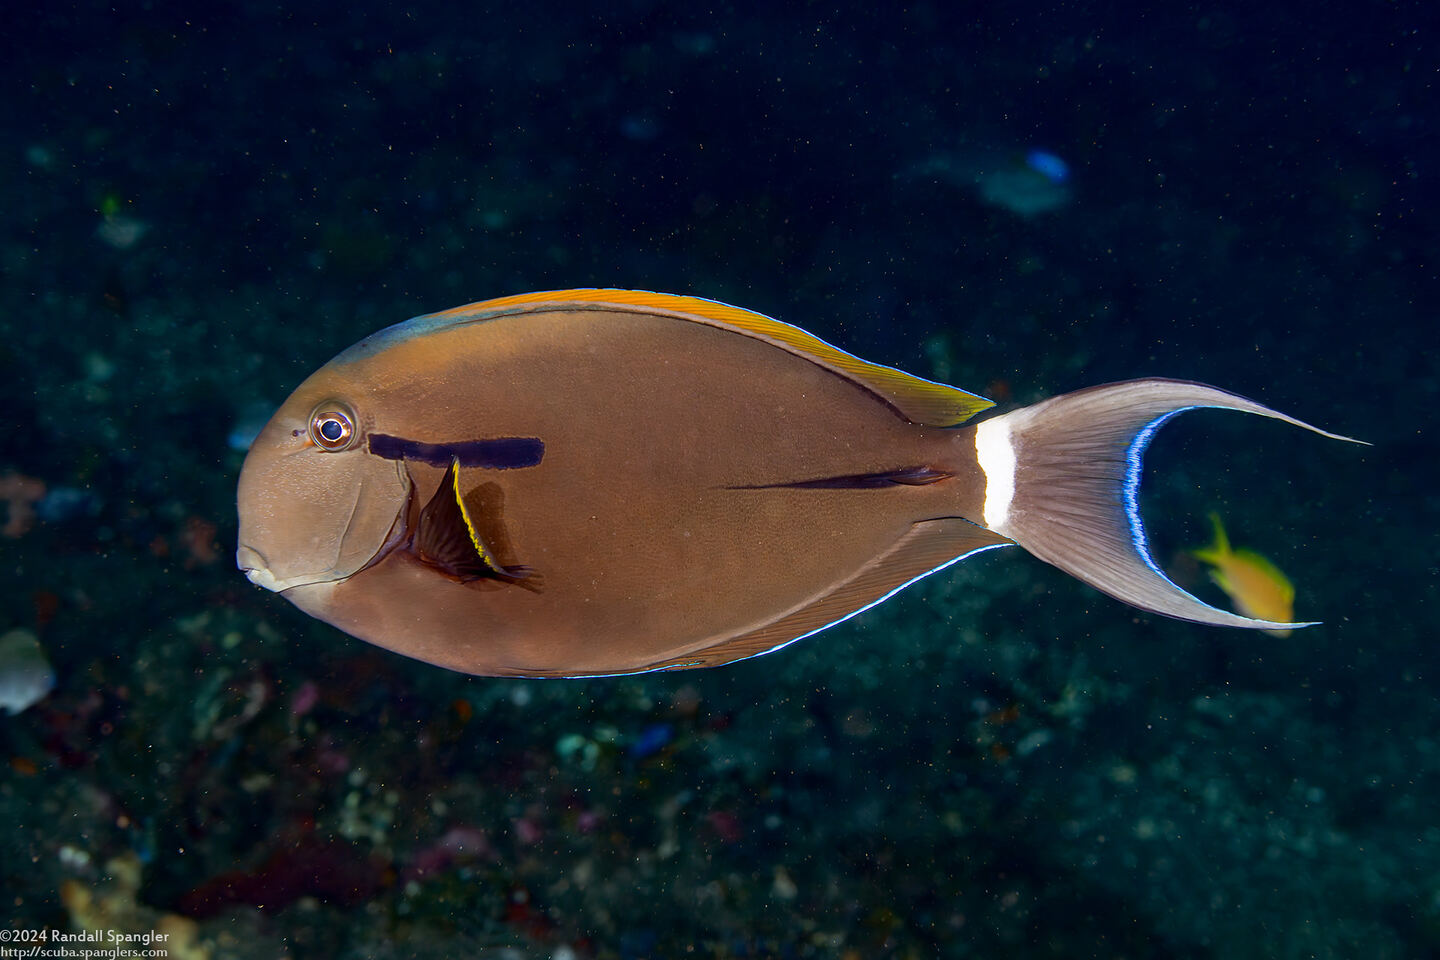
[975,417,1015,532]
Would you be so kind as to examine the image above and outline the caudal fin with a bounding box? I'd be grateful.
[971,378,1364,630]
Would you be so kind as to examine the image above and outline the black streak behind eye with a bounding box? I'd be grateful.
[368,434,545,469]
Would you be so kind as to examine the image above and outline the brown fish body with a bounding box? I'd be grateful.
[237,290,1358,677]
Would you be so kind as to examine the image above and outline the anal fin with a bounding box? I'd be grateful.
[642,518,1012,671]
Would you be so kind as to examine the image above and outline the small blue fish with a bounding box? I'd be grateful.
[1024,149,1070,183]
[977,149,1073,216]
[629,723,674,759]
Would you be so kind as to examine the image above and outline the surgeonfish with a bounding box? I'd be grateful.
[1192,513,1299,638]
[235,289,1361,677]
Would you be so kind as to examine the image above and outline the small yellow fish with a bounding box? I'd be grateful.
[1192,514,1299,637]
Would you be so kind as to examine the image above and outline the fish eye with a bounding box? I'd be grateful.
[308,402,358,451]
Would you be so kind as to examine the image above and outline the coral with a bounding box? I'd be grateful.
[59,853,209,960]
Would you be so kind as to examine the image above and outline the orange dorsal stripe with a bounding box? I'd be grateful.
[419,289,993,427]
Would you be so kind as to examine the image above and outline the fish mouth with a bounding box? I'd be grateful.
[236,555,341,593]
[236,507,408,594]
[236,543,283,592]
[236,543,331,593]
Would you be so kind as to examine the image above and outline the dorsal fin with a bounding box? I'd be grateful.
[411,289,994,427]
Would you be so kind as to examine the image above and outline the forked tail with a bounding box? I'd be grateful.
[972,378,1363,629]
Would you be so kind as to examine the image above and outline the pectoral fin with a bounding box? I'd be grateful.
[414,459,537,588]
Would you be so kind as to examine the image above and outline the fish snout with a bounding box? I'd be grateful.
[236,543,282,592]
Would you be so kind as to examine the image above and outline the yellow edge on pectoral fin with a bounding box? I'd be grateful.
[412,458,530,583]
[449,459,502,573]
[421,289,995,427]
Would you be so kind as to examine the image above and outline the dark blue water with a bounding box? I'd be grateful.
[1,3,1433,957]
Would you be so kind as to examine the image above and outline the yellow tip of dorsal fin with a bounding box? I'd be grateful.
[1191,512,1233,566]
[419,289,995,427]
